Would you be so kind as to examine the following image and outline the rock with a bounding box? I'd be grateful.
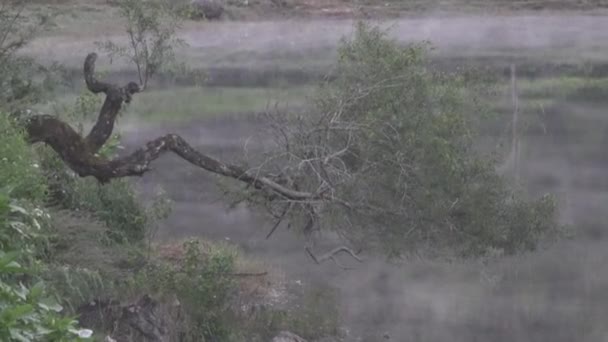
[271,331,308,342]
[189,0,224,20]
[77,295,168,342]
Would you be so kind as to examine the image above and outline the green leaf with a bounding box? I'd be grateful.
[38,298,63,313]
[9,328,31,342]
[0,260,24,274]
[27,281,44,301]
[1,304,34,320]
[14,283,29,301]
[34,325,54,336]
[9,203,28,215]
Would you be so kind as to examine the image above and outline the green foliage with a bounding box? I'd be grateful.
[0,1,60,113]
[41,265,109,314]
[35,133,152,243]
[0,193,46,266]
[132,239,237,341]
[263,22,559,258]
[0,191,92,341]
[37,143,170,243]
[58,178,149,243]
[0,113,47,202]
[96,0,187,89]
[336,23,558,257]
[0,20,93,334]
[36,91,171,244]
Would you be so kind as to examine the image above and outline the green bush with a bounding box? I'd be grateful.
[36,91,171,244]
[0,190,92,341]
[261,23,559,258]
[0,114,47,202]
[131,239,237,341]
[36,141,158,243]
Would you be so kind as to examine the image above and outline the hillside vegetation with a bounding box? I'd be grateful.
[2,0,598,340]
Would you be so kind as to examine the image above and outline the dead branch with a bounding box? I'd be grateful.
[22,52,315,202]
[266,202,293,239]
[228,271,268,277]
[305,246,363,270]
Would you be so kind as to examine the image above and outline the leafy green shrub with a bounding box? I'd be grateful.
[42,264,109,314]
[131,239,237,341]
[0,2,65,115]
[258,23,559,258]
[97,0,186,90]
[0,114,47,202]
[36,143,157,243]
[0,255,92,341]
[59,178,149,243]
[0,190,92,341]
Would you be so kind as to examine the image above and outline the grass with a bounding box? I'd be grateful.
[488,75,608,116]
[127,85,313,121]
[515,76,608,101]
[38,85,313,123]
[36,73,608,130]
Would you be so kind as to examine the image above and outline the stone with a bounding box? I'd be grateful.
[190,0,224,20]
[271,331,308,342]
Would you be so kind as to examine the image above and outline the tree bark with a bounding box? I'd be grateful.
[22,52,314,201]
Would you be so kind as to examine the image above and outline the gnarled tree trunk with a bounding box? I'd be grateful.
[22,52,314,201]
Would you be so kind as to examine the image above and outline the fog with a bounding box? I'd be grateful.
[25,14,608,69]
[35,14,608,341]
[118,105,608,341]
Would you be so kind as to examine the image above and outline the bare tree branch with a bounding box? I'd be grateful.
[305,246,363,270]
[23,52,315,202]
[83,53,141,152]
[266,202,293,239]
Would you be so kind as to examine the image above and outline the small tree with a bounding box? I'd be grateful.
[95,0,186,90]
[0,0,54,112]
[240,23,558,259]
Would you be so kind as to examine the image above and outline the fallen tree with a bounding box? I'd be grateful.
[19,23,560,261]
[23,53,313,201]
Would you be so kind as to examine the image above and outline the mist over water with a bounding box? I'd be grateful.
[97,15,608,341]
[25,15,608,69]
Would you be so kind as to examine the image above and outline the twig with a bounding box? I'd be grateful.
[305,246,364,269]
[510,64,520,183]
[227,272,268,277]
[266,202,293,239]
